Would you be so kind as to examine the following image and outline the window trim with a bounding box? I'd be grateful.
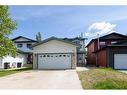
[27,43,32,48]
[17,43,23,48]
[111,41,117,44]
[99,41,105,45]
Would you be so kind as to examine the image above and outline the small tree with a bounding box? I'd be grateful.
[0,5,17,57]
[36,32,42,43]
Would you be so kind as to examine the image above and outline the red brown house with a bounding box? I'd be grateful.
[86,32,127,69]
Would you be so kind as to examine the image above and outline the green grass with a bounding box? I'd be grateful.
[93,78,127,89]
[0,67,32,77]
[77,68,127,89]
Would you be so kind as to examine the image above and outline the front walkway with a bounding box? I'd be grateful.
[0,70,82,89]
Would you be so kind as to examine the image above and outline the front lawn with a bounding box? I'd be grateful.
[77,68,127,89]
[0,67,32,77]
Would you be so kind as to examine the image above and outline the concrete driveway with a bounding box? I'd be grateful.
[0,70,82,89]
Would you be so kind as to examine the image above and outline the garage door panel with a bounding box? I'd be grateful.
[114,54,127,69]
[38,54,71,69]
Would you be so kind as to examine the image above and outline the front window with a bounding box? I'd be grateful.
[100,41,105,45]
[73,40,80,44]
[111,41,117,44]
[99,41,105,48]
[17,44,23,48]
[27,43,32,49]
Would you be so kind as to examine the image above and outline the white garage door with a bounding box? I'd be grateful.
[114,54,127,69]
[38,54,71,69]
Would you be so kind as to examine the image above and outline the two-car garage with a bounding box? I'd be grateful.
[38,54,72,69]
[32,37,77,70]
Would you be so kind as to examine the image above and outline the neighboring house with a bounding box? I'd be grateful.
[62,37,87,66]
[0,36,37,69]
[32,37,78,69]
[86,32,127,69]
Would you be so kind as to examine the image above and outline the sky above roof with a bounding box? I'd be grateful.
[9,6,127,43]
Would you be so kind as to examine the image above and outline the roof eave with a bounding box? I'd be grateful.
[32,37,79,48]
[12,36,37,42]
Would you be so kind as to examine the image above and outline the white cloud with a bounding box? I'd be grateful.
[85,22,116,37]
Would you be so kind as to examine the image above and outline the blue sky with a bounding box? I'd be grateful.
[9,6,127,43]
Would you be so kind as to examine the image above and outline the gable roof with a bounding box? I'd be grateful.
[97,32,127,40]
[32,36,79,47]
[12,36,37,42]
[62,37,87,41]
[86,32,127,47]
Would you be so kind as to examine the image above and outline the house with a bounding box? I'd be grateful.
[0,36,37,69]
[32,37,81,69]
[86,32,127,69]
[62,37,87,66]
[0,35,86,69]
